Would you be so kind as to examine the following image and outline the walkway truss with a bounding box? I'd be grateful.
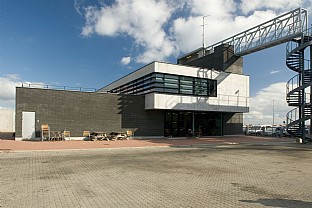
[204,8,311,142]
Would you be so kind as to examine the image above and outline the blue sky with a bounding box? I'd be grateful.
[1,0,312,125]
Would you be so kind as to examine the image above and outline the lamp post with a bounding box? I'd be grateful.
[273,99,276,126]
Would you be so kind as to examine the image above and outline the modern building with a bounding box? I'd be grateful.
[15,43,249,140]
[16,7,312,142]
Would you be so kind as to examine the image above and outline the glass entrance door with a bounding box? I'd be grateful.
[194,112,222,136]
[164,111,222,137]
[164,112,192,137]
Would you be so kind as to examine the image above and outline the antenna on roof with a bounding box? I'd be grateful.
[202,15,210,56]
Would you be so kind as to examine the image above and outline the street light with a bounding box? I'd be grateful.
[273,99,276,126]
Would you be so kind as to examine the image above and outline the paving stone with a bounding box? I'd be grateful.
[1,142,312,207]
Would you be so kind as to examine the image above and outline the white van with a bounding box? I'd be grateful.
[247,125,272,136]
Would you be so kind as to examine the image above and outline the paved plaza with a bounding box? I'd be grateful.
[1,138,312,207]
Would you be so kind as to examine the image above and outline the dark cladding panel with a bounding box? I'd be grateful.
[178,44,243,74]
[222,113,243,135]
[15,87,164,138]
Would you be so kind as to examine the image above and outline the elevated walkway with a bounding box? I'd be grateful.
[178,8,308,63]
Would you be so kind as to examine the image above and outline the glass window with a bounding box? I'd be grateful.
[165,83,178,88]
[180,89,193,94]
[109,72,217,97]
[165,88,179,93]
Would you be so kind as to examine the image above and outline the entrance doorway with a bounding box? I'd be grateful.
[164,112,192,137]
[22,112,36,139]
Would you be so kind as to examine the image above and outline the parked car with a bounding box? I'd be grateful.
[282,127,291,137]
[262,127,277,136]
[247,125,271,136]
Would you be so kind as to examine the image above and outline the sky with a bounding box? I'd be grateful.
[1,0,312,125]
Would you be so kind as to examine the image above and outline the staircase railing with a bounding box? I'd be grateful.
[286,27,312,143]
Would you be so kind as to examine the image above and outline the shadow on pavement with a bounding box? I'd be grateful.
[240,198,312,208]
[0,132,15,140]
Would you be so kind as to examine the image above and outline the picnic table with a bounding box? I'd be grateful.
[50,131,63,141]
[108,132,128,140]
[90,132,109,141]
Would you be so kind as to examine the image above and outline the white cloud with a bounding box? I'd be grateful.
[81,0,311,63]
[121,56,131,65]
[0,75,45,109]
[0,74,22,108]
[81,0,179,63]
[240,0,305,14]
[244,82,293,125]
[270,70,280,74]
[190,0,236,18]
[172,5,277,53]
[74,0,84,16]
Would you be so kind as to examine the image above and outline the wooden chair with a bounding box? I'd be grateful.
[51,131,62,141]
[83,131,91,140]
[62,130,70,140]
[126,130,133,140]
[41,124,50,141]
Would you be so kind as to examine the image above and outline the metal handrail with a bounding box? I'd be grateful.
[205,7,307,56]
[21,83,97,92]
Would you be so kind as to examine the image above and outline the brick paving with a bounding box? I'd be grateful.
[1,136,312,207]
[0,136,293,151]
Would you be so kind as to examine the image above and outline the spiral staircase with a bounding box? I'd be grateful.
[286,32,312,143]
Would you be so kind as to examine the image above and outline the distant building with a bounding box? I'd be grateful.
[0,108,15,132]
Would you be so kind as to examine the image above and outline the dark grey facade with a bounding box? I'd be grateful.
[178,44,243,74]
[15,87,164,138]
[223,113,244,135]
[15,87,243,138]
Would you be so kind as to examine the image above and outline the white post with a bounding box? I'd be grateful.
[273,99,276,126]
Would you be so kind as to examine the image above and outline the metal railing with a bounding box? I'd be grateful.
[286,27,312,54]
[21,83,97,92]
[164,93,249,110]
[205,7,307,56]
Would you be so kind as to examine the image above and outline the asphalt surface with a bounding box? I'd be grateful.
[1,137,312,207]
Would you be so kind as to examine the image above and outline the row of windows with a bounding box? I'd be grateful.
[110,73,217,97]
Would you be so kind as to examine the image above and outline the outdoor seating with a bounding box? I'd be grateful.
[109,132,128,140]
[90,132,109,141]
[51,131,62,141]
[126,130,133,140]
[41,124,50,141]
[83,131,91,140]
[62,130,70,140]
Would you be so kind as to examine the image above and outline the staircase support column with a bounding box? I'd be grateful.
[300,49,306,143]
[310,45,312,141]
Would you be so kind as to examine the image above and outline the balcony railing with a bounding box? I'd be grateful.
[21,83,97,92]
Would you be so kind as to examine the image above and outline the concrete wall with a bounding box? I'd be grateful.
[15,87,164,139]
[0,108,15,132]
[145,71,249,112]
[101,62,249,113]
[145,93,249,112]
[100,61,246,92]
